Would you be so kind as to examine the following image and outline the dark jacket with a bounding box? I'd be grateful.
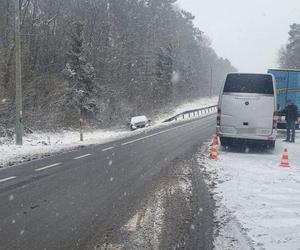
[283,104,299,122]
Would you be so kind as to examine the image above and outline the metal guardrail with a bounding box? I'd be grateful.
[163,105,218,123]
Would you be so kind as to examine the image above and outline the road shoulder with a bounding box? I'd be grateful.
[92,146,215,250]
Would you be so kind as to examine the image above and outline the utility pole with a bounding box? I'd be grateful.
[15,0,23,145]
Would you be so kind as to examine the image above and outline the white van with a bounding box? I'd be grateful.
[216,73,277,148]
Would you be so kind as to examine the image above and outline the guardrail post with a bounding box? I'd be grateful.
[80,118,84,142]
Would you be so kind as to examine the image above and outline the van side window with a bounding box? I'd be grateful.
[223,74,274,94]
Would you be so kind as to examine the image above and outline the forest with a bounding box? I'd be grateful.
[279,23,300,69]
[0,0,236,133]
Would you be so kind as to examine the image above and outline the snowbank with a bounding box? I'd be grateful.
[203,132,300,250]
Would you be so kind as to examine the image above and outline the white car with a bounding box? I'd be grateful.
[217,73,278,149]
[129,116,151,130]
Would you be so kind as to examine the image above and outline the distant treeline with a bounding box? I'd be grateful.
[0,0,236,130]
[279,23,300,69]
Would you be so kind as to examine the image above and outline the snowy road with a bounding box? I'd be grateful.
[202,131,300,250]
[0,114,216,250]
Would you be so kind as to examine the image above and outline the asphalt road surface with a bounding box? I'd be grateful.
[0,114,216,250]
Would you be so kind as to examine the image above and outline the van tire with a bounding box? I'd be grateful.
[220,137,226,147]
[220,137,232,147]
[267,141,275,150]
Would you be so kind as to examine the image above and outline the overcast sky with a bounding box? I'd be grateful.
[177,0,300,73]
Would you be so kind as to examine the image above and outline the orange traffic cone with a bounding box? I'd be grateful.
[211,134,219,146]
[280,148,290,168]
[216,135,221,145]
[210,139,218,160]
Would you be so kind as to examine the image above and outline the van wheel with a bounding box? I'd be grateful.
[220,137,231,148]
[220,138,226,147]
[267,141,275,150]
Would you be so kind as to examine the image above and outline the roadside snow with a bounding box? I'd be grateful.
[156,96,218,123]
[0,97,217,168]
[0,129,131,168]
[172,96,218,115]
[96,188,166,250]
[204,132,300,250]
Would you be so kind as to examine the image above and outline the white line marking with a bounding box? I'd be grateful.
[35,163,62,172]
[102,147,114,152]
[74,154,92,160]
[121,117,214,146]
[121,130,171,146]
[0,176,17,183]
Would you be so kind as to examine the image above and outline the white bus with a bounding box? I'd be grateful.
[216,73,278,149]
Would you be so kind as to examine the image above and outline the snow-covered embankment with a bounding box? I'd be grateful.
[201,133,300,250]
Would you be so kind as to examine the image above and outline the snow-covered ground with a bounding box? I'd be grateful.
[202,132,300,250]
[0,129,132,168]
[0,97,217,168]
[156,96,218,123]
[172,96,218,115]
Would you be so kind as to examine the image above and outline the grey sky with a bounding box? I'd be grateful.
[177,0,300,73]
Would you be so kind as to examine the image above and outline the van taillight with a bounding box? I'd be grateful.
[217,108,221,126]
[273,111,278,129]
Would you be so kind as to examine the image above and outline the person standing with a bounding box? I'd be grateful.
[283,100,299,142]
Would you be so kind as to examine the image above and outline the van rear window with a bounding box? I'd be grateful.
[223,74,274,94]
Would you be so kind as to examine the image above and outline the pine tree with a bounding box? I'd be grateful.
[64,21,98,120]
[280,23,300,68]
[155,44,174,104]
